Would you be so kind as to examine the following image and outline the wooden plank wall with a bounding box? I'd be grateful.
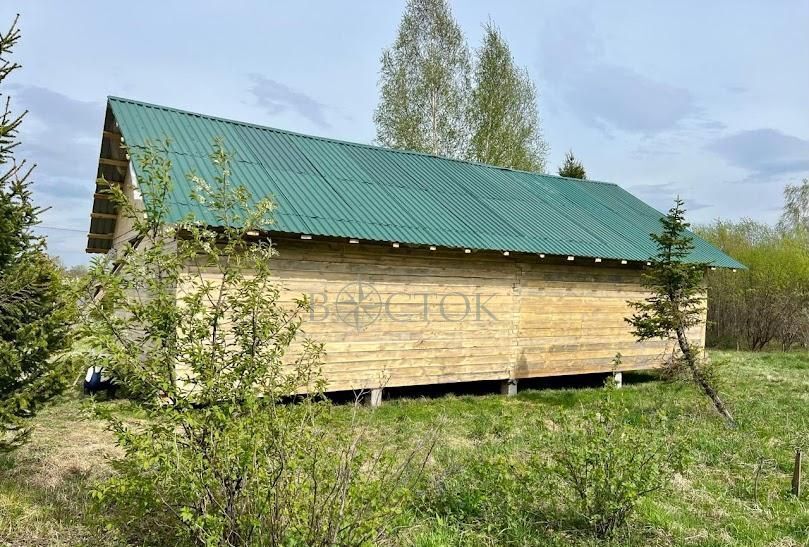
[180,238,706,393]
[267,238,705,392]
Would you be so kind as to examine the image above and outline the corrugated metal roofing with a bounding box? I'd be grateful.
[106,96,744,268]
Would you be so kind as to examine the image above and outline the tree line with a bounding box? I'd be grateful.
[374,0,587,178]
[698,178,809,351]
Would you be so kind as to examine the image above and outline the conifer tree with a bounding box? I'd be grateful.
[627,198,734,425]
[467,22,547,172]
[558,149,587,179]
[373,0,470,158]
[0,15,75,450]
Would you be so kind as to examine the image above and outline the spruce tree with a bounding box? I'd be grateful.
[627,198,734,425]
[0,15,74,450]
[373,0,470,158]
[467,21,547,172]
[558,149,587,179]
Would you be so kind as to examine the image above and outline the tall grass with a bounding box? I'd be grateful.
[1,351,808,546]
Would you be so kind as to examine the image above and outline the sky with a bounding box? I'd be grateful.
[1,0,807,266]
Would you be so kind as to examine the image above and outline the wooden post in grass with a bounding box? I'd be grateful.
[793,449,802,497]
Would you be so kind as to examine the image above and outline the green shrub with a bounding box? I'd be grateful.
[94,401,429,546]
[698,218,809,351]
[412,414,553,546]
[546,378,683,538]
[83,141,433,546]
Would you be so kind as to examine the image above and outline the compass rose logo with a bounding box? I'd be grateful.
[335,279,382,329]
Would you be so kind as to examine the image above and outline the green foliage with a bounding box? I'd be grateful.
[627,198,707,344]
[627,199,734,424]
[95,401,424,546]
[411,378,685,543]
[4,351,809,546]
[697,179,809,351]
[417,439,548,546]
[0,14,75,451]
[778,177,809,235]
[699,218,809,351]
[82,140,432,545]
[467,21,547,172]
[557,150,586,179]
[374,0,471,158]
[374,3,548,172]
[547,377,683,539]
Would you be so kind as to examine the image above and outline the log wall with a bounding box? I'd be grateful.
[255,238,706,392]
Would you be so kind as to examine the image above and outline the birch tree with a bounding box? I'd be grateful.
[373,0,470,158]
[467,22,548,172]
[778,177,809,235]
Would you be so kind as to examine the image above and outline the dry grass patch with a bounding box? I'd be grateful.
[0,395,123,546]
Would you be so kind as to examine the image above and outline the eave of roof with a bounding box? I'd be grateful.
[86,96,745,270]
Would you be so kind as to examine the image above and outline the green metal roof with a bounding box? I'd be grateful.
[105,96,744,268]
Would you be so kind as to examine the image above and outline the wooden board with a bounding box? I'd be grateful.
[177,238,707,392]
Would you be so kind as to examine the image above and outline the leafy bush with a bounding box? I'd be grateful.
[698,209,809,351]
[96,401,429,546]
[546,378,683,538]
[413,378,685,543]
[83,141,432,546]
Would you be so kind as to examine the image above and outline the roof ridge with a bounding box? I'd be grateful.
[107,96,619,187]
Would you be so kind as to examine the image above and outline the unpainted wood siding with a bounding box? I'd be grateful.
[182,238,705,392]
[268,239,706,391]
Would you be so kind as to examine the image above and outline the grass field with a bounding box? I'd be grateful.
[1,351,808,546]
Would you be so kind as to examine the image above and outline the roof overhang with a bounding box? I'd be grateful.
[86,105,127,254]
[89,96,747,272]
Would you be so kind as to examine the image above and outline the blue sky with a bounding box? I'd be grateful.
[2,0,807,266]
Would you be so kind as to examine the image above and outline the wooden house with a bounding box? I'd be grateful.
[86,97,743,397]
